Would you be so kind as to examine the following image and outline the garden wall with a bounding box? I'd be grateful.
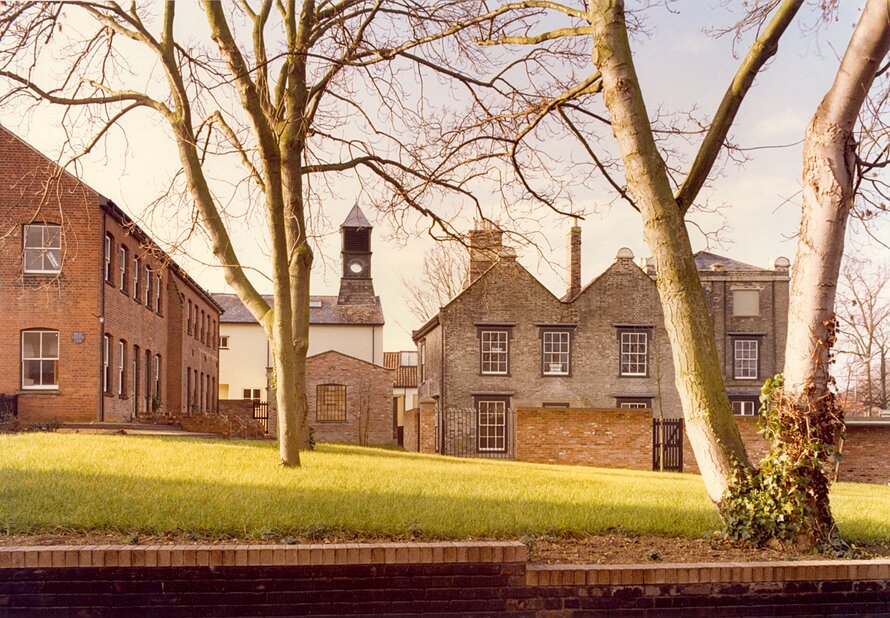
[2,542,890,616]
[515,407,651,470]
[511,407,890,484]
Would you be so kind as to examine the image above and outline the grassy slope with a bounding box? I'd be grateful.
[0,433,887,542]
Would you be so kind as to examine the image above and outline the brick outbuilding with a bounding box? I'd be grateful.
[305,350,395,445]
[0,125,220,423]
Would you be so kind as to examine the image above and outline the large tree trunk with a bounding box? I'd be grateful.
[589,0,750,505]
[781,0,890,541]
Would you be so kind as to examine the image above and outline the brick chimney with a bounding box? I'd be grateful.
[566,225,582,299]
[465,221,503,288]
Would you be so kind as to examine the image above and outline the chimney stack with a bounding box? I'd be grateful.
[465,221,504,288]
[566,225,582,299]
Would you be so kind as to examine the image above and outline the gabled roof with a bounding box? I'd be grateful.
[383,351,399,369]
[307,349,392,372]
[394,365,418,388]
[342,203,372,228]
[214,292,384,325]
[0,124,222,313]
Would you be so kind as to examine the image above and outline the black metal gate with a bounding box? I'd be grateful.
[653,418,684,472]
[0,395,18,421]
[440,407,515,460]
[253,400,269,433]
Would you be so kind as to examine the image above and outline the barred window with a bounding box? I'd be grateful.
[480,330,509,375]
[23,224,61,274]
[477,399,507,452]
[542,331,570,375]
[316,384,347,422]
[734,339,759,380]
[619,330,648,376]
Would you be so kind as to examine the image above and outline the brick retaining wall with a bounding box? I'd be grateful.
[2,543,889,616]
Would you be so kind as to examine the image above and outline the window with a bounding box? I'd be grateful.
[186,367,192,410]
[23,224,61,274]
[733,289,761,317]
[732,399,758,416]
[542,402,569,408]
[480,330,509,375]
[542,330,571,376]
[144,265,152,307]
[219,335,229,349]
[22,330,59,390]
[616,397,653,409]
[419,340,426,382]
[242,388,262,401]
[119,246,128,292]
[316,384,347,421]
[103,334,111,393]
[477,398,508,452]
[133,257,140,301]
[154,354,161,400]
[733,339,759,380]
[400,351,418,367]
[200,311,205,342]
[187,300,192,334]
[155,274,162,314]
[145,349,152,409]
[133,346,140,414]
[118,341,126,396]
[104,234,113,282]
[619,329,649,376]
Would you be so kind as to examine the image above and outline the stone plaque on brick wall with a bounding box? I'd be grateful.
[71,332,85,344]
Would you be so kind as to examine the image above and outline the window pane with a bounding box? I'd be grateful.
[42,360,56,386]
[24,249,43,272]
[23,360,40,386]
[44,249,61,271]
[25,225,43,248]
[43,332,58,358]
[22,332,41,358]
[44,225,61,248]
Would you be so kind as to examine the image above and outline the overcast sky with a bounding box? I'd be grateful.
[1,2,886,352]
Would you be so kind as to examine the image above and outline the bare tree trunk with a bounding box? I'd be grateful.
[781,0,890,540]
[589,0,750,505]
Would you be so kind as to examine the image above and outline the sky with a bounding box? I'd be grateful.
[1,2,886,352]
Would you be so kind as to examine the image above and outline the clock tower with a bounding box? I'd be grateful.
[337,204,377,305]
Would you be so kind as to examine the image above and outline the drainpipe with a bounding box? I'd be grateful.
[98,208,107,422]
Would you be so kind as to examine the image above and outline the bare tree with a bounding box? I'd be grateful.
[401,242,468,323]
[469,0,803,516]
[0,1,518,466]
[837,262,890,415]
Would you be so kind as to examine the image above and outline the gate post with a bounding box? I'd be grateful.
[418,398,437,454]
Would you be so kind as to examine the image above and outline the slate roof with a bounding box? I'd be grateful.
[214,293,384,325]
[342,204,372,228]
[693,251,760,271]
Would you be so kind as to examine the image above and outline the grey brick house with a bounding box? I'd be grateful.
[412,222,790,457]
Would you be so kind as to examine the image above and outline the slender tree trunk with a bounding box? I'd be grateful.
[589,0,750,505]
[780,0,890,539]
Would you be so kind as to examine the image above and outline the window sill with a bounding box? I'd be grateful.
[118,395,129,400]
[103,392,115,398]
[17,389,62,395]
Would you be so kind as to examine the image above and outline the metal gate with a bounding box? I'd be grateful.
[440,406,515,460]
[252,400,269,433]
[653,418,684,472]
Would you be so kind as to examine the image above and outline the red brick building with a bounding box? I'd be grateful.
[0,125,221,423]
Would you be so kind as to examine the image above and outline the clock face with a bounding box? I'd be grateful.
[349,260,365,274]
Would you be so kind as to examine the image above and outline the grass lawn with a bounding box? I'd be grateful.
[1,433,888,543]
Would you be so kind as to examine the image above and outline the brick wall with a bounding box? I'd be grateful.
[839,424,890,483]
[0,126,220,425]
[305,350,394,445]
[404,407,419,452]
[218,399,255,418]
[516,407,652,470]
[2,543,890,616]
